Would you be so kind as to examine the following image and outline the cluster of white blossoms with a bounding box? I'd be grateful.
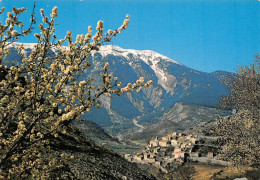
[119,77,153,94]
[92,20,103,46]
[0,7,31,41]
[50,6,58,18]
[118,14,129,33]
[0,5,153,179]
[12,7,27,15]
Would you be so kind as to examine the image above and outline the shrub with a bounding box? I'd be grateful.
[215,59,260,167]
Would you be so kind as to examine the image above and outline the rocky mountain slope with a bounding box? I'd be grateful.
[0,121,155,179]
[74,120,119,144]
[130,102,230,143]
[51,123,156,179]
[82,45,230,136]
[5,43,231,138]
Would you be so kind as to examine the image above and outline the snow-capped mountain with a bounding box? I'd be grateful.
[96,45,182,95]
[4,43,230,137]
[82,45,230,135]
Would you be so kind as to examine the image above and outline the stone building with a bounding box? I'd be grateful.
[190,137,198,144]
[153,147,160,154]
[149,139,159,147]
[146,158,156,164]
[174,147,181,153]
[134,155,144,161]
[159,140,171,147]
[172,132,177,137]
[144,153,150,159]
[162,135,173,141]
[190,152,200,157]
[207,152,214,158]
[170,139,178,146]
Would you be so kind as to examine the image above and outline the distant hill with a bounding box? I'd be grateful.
[130,102,231,143]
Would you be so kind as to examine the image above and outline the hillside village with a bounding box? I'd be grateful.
[123,132,229,173]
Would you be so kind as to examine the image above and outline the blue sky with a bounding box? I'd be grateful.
[1,0,260,72]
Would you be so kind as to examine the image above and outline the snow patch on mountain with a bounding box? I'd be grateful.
[97,45,182,65]
[10,42,38,48]
[96,45,182,94]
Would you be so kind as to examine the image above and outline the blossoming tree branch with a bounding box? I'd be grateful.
[0,5,152,178]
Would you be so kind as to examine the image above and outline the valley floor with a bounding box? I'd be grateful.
[164,163,260,180]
